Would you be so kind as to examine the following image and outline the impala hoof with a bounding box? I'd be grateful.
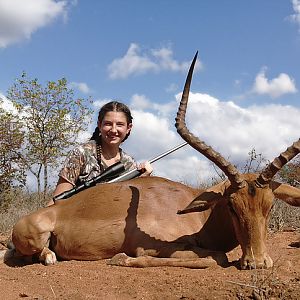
[44,252,57,266]
[39,248,57,266]
[107,253,130,266]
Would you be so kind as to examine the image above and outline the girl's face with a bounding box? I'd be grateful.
[98,111,132,146]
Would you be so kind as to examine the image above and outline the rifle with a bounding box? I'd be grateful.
[53,161,125,201]
[53,142,188,201]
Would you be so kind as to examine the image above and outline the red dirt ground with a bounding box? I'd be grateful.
[0,230,299,300]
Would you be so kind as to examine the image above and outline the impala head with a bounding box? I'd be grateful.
[176,52,300,269]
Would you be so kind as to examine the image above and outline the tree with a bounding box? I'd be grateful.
[7,72,93,197]
[0,99,26,192]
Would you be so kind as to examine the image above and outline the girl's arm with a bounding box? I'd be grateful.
[47,177,74,206]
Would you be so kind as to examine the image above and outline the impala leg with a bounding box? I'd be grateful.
[160,245,228,266]
[108,253,217,268]
[12,210,57,265]
[108,244,228,268]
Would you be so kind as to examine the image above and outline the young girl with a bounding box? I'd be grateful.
[50,101,152,205]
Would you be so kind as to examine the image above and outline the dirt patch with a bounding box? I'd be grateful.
[0,231,299,300]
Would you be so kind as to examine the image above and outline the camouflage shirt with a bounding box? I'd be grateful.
[59,140,137,186]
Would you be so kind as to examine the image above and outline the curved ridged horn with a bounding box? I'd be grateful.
[256,139,300,186]
[175,52,245,189]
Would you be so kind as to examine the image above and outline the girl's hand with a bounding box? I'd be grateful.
[138,161,153,176]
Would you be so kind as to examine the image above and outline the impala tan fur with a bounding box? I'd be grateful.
[1,53,299,269]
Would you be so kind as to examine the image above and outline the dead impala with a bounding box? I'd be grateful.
[1,53,299,269]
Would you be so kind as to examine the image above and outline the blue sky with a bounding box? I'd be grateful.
[1,0,300,187]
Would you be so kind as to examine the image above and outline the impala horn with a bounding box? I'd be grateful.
[175,52,245,189]
[255,139,300,187]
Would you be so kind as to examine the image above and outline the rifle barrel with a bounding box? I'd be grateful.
[108,142,188,183]
[148,142,188,164]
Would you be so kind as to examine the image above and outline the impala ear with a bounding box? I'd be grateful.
[271,181,300,207]
[177,190,223,214]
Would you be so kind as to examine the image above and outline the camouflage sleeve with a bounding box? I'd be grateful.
[58,146,86,186]
[120,150,137,172]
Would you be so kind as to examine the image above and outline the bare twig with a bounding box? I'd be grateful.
[226,280,258,289]
[50,284,56,298]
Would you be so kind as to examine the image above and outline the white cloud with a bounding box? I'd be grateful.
[0,0,68,48]
[107,43,202,79]
[0,93,17,113]
[288,0,300,30]
[129,93,179,117]
[107,44,157,79]
[252,67,297,98]
[93,99,112,110]
[182,93,299,161]
[151,47,197,72]
[130,94,152,110]
[70,82,91,94]
[120,92,300,186]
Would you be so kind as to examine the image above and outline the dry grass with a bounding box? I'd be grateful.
[228,267,297,299]
[227,251,299,300]
[0,188,51,233]
[269,199,300,232]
